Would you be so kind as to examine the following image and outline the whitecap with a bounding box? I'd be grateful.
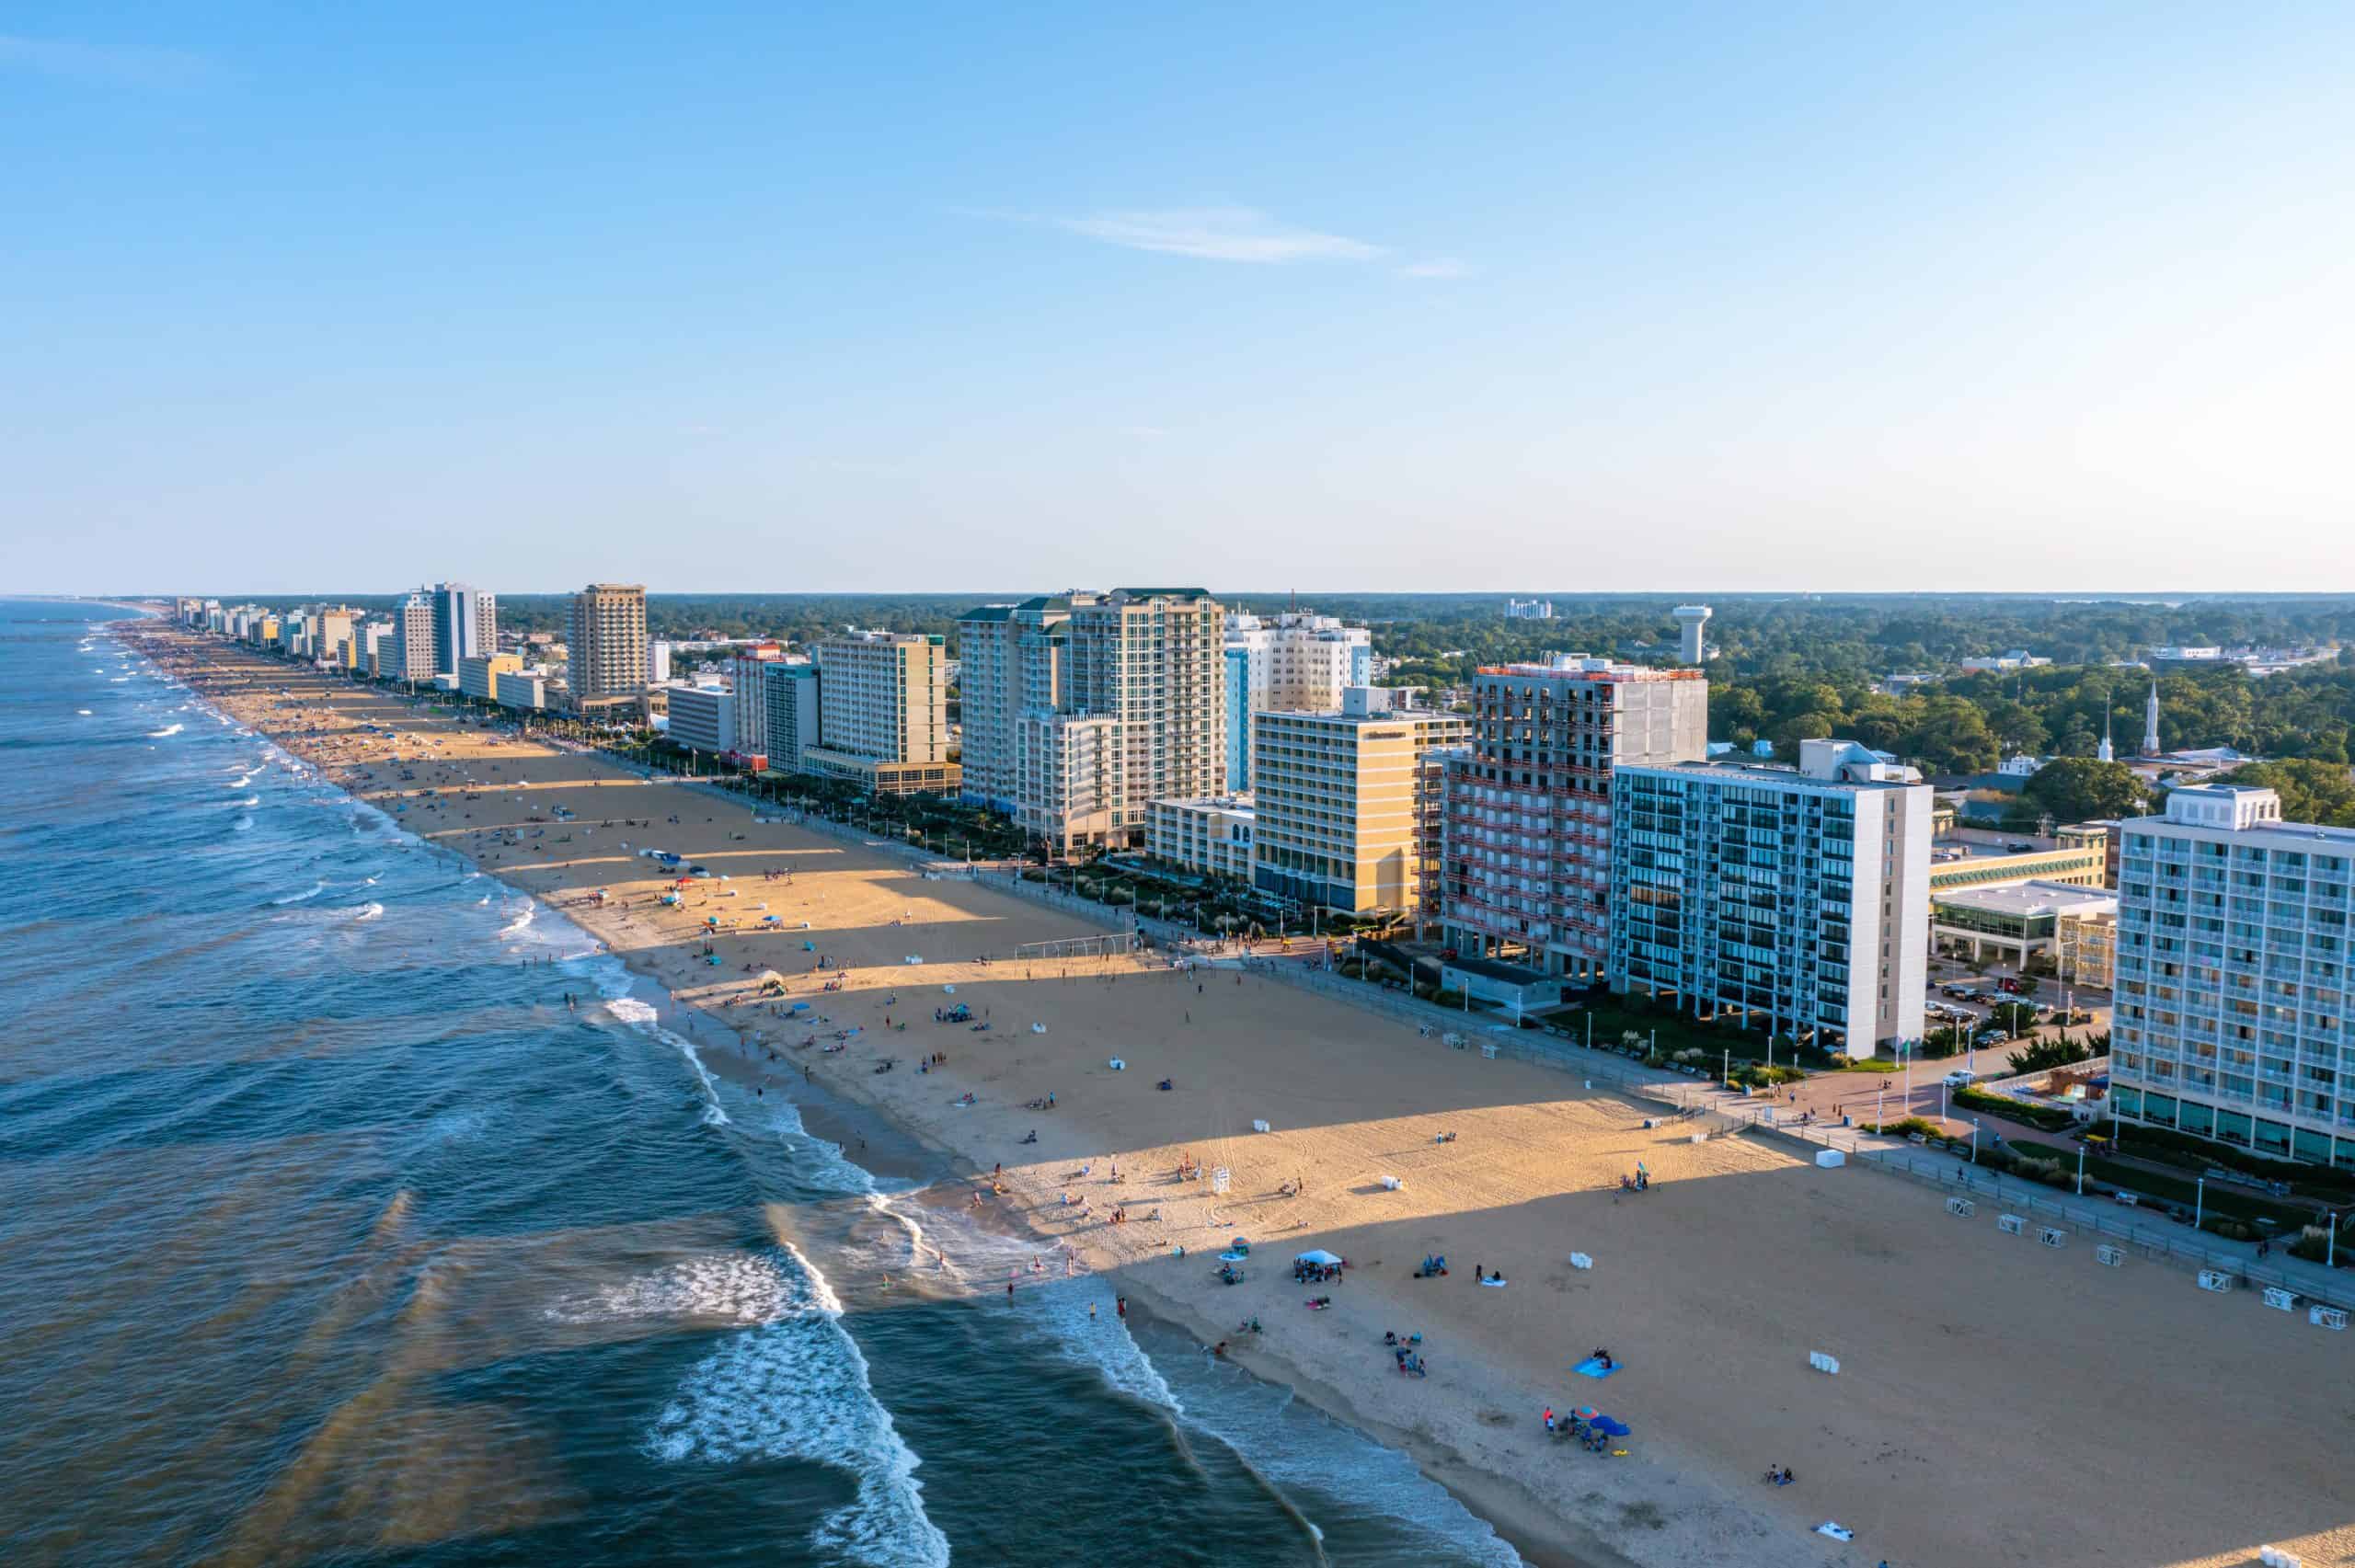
[350,902,385,922]
[643,1246,949,1568]
[77,709,94,716]
[272,880,328,906]
[148,723,184,738]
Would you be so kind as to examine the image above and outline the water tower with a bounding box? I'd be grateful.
[1672,605,1712,665]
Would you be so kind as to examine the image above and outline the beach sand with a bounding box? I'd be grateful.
[138,627,2355,1568]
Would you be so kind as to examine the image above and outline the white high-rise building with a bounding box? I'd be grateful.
[2110,784,2355,1167]
[385,593,438,685]
[666,682,735,754]
[727,647,786,759]
[426,583,497,678]
[1222,609,1373,789]
[1609,739,1934,1052]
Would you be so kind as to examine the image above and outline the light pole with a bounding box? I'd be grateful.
[2193,1175,2205,1231]
[1970,1119,1980,1163]
[1875,1075,1885,1131]
[2076,1140,2086,1196]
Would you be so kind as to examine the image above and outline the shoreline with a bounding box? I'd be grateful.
[124,624,2355,1568]
[130,626,1624,1566]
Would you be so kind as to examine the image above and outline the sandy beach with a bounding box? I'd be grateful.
[134,626,2355,1568]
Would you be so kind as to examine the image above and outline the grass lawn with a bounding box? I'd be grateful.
[1999,1138,2311,1230]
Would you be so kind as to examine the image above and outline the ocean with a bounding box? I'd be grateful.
[0,601,1522,1567]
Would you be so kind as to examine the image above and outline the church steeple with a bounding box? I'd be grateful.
[2097,702,2114,763]
[2141,681,2162,758]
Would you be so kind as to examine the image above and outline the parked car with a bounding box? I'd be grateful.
[1943,1069,1979,1088]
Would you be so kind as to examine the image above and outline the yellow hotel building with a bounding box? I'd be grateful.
[1249,688,1469,917]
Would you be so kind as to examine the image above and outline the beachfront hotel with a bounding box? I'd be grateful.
[1146,795,1256,882]
[565,583,649,718]
[960,589,1227,851]
[805,631,958,796]
[2110,784,2355,1168]
[665,681,736,755]
[428,583,498,680]
[385,593,438,685]
[1223,610,1373,788]
[1608,739,1934,1053]
[761,661,821,777]
[1248,687,1468,918]
[1439,656,1708,983]
[726,646,787,762]
[458,652,523,704]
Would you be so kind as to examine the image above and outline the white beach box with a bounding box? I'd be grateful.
[1380,1175,1402,1191]
[1252,1119,1270,1133]
[1814,1149,1844,1169]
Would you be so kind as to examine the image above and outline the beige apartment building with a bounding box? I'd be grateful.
[959,588,1226,851]
[806,632,959,796]
[1250,688,1470,918]
[566,583,649,717]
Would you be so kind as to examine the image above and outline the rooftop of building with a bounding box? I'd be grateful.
[1478,654,1705,681]
[1628,738,1923,789]
[1152,794,1256,818]
[1930,878,2119,918]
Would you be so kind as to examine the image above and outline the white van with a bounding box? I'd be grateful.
[1942,1069,1977,1089]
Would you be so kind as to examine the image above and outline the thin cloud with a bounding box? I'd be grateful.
[1050,207,1382,264]
[0,33,214,87]
[1117,425,1169,438]
[1399,258,1475,280]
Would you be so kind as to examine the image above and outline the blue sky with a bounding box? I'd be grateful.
[6,3,2353,594]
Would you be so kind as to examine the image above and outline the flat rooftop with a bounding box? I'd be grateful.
[1931,879,2118,918]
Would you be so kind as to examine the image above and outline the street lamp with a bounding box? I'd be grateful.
[2076,1140,2086,1196]
[2193,1174,2205,1231]
[1970,1118,1980,1163]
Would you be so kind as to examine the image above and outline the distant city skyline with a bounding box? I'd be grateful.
[6,6,2354,594]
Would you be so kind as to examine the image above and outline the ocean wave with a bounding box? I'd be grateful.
[232,816,253,832]
[350,902,385,922]
[498,904,535,939]
[147,723,184,738]
[272,880,328,906]
[603,993,729,1127]
[77,709,93,716]
[644,1246,949,1568]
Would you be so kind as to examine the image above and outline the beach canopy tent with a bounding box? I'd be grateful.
[1294,1250,1343,1267]
[756,971,787,994]
[1591,1415,1630,1437]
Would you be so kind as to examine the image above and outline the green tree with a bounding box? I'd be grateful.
[2021,758,2154,824]
[2216,760,2355,827]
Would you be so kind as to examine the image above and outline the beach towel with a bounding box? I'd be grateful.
[1479,1277,1508,1288]
[1574,1357,1619,1379]
[1813,1523,1853,1542]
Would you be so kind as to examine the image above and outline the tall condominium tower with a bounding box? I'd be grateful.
[426,582,497,678]
[807,632,956,796]
[565,583,649,716]
[1441,656,1708,982]
[385,592,439,685]
[959,589,1227,853]
[2111,784,2355,1166]
[1610,739,1932,1052]
[1223,609,1373,788]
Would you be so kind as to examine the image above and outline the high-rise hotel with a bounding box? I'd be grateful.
[1609,739,1933,1052]
[959,589,1226,853]
[566,583,649,717]
[2111,784,2355,1168]
[1440,656,1707,982]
